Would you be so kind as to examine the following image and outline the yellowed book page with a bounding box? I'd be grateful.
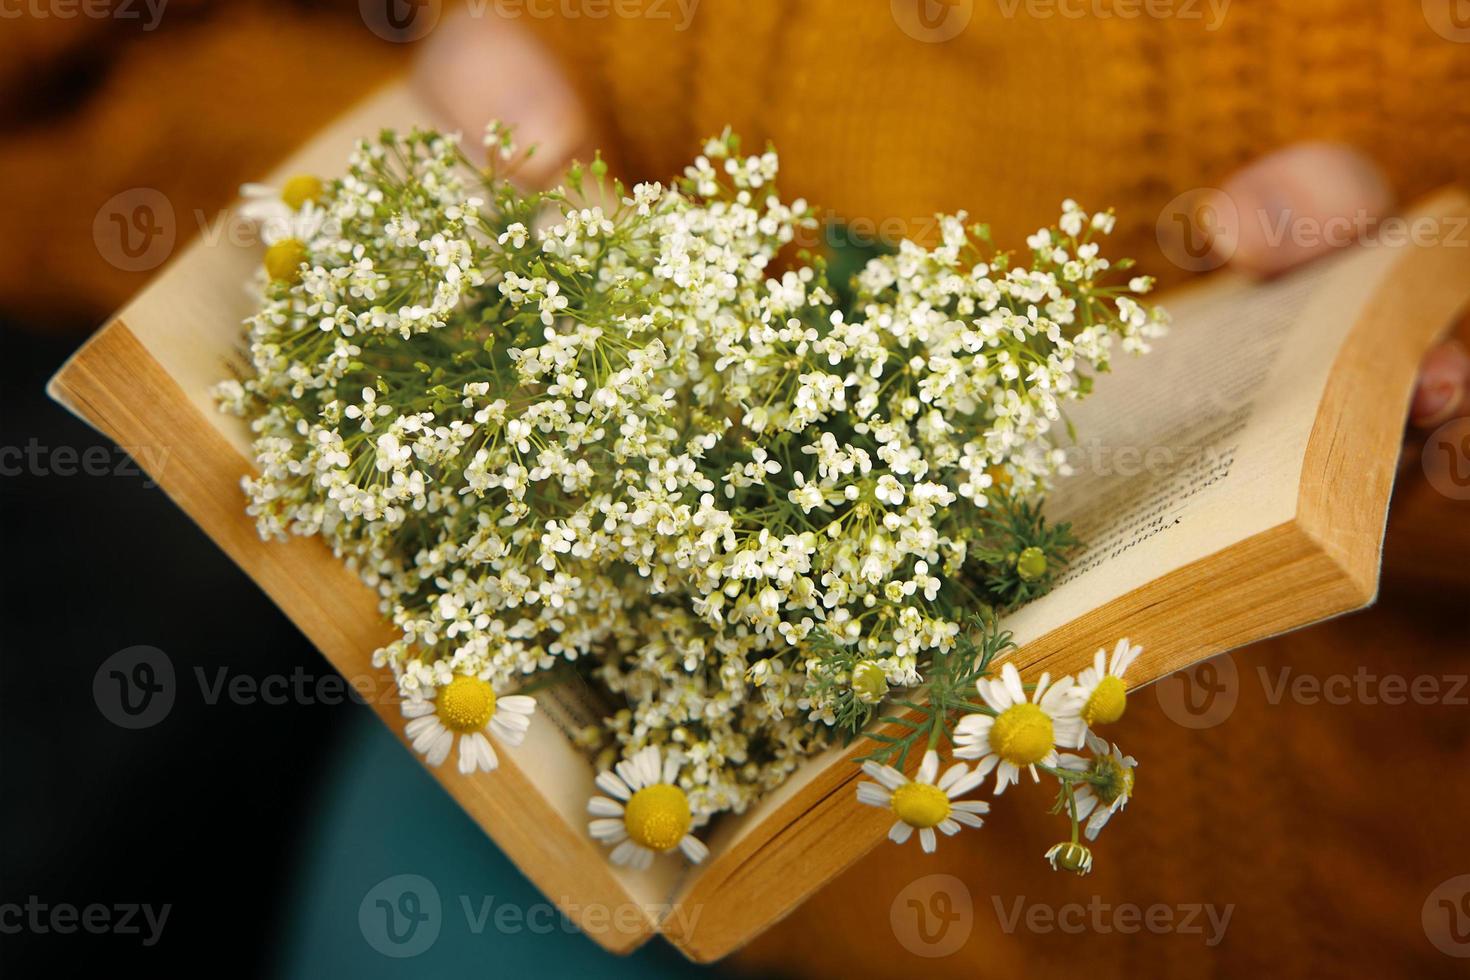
[1003,243,1397,646]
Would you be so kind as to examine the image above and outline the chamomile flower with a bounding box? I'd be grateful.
[857,750,990,853]
[587,747,708,870]
[953,663,1084,792]
[1045,841,1093,875]
[1058,733,1137,840]
[1072,638,1143,728]
[401,675,536,775]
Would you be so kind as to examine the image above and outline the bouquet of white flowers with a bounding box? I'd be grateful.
[217,124,1167,875]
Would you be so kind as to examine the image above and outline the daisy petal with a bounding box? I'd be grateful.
[1002,662,1025,704]
[489,716,526,747]
[937,762,971,792]
[861,761,906,790]
[679,835,709,864]
[609,839,643,866]
[588,796,625,818]
[589,818,628,842]
[917,750,939,785]
[425,728,453,767]
[595,770,632,801]
[497,694,536,715]
[944,766,988,799]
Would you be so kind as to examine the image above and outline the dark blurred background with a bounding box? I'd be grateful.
[3,2,1470,977]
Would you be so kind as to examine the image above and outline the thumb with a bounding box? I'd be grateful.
[1411,340,1470,428]
[411,9,594,188]
[1223,143,1394,277]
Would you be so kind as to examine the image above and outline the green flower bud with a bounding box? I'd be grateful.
[1016,546,1048,582]
[852,661,889,705]
[1045,841,1093,875]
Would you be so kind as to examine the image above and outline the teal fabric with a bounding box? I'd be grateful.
[276,712,730,978]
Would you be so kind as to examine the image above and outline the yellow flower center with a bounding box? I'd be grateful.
[1083,675,1127,726]
[623,784,692,852]
[281,174,325,210]
[264,238,308,284]
[990,703,1054,767]
[890,782,951,829]
[435,675,497,734]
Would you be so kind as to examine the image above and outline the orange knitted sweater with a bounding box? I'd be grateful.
[529,0,1470,280]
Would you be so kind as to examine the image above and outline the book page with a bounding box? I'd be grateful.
[1002,242,1399,646]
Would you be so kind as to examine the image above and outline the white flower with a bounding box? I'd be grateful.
[1045,841,1093,875]
[222,124,1164,827]
[857,750,990,853]
[1072,638,1142,728]
[1059,732,1137,840]
[401,675,536,775]
[953,662,1084,793]
[239,174,325,227]
[587,746,708,870]
[343,387,390,432]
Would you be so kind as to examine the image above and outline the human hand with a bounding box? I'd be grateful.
[1222,143,1469,428]
[411,7,594,188]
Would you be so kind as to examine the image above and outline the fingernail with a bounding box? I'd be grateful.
[1412,380,1464,428]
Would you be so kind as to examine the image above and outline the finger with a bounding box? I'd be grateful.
[1410,340,1470,428]
[1223,143,1394,277]
[411,9,594,188]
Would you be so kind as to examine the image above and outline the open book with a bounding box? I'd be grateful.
[48,82,1470,961]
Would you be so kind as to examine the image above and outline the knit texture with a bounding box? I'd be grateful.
[529,0,1470,284]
